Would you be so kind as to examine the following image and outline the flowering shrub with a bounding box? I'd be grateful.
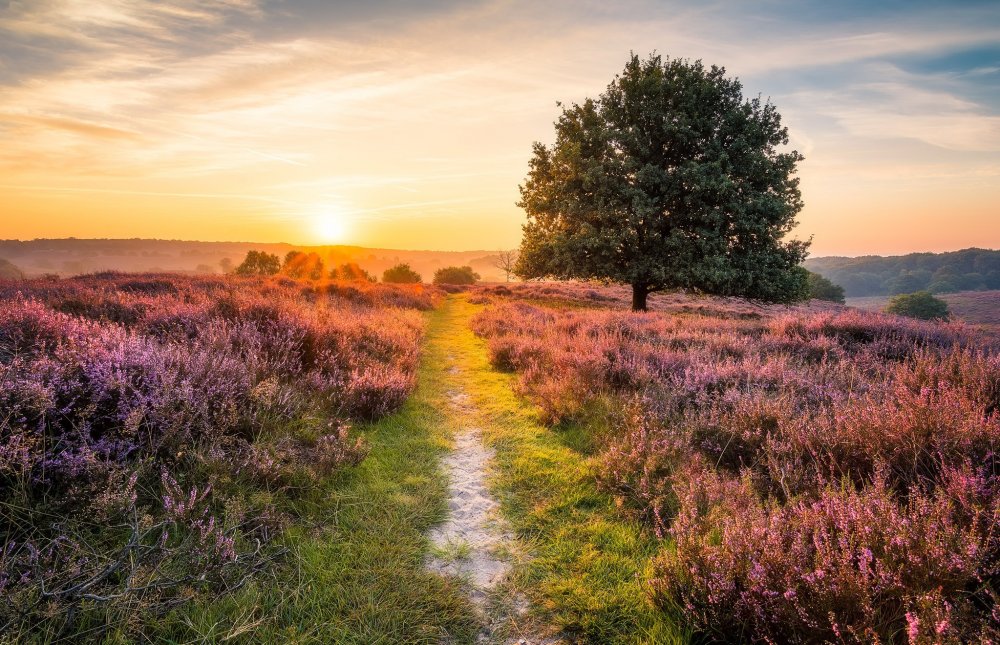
[471,288,999,642]
[0,273,429,638]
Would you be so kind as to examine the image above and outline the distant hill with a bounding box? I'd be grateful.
[805,248,1000,297]
[0,239,510,282]
[0,257,24,280]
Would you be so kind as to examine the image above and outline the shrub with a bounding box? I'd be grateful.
[885,290,950,320]
[382,263,422,284]
[433,265,479,285]
[654,470,997,643]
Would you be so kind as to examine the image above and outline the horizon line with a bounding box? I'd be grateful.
[0,237,997,260]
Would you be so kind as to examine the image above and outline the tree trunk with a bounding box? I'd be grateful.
[631,283,649,312]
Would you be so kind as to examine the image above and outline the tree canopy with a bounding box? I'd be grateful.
[332,262,376,282]
[493,250,519,282]
[515,53,810,310]
[433,265,480,285]
[382,263,422,284]
[234,250,281,276]
[281,251,325,280]
[884,291,950,321]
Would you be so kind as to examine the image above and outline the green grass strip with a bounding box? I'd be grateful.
[441,295,687,645]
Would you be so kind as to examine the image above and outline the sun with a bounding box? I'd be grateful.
[312,208,349,244]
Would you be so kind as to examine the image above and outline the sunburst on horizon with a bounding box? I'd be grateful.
[311,206,351,245]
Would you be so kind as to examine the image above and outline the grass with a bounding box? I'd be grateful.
[440,295,687,644]
[144,302,479,644]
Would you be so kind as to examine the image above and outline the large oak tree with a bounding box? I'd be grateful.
[516,54,810,311]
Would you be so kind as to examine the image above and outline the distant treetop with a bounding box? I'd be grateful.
[332,262,376,282]
[807,271,846,304]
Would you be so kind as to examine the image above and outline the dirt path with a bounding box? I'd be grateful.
[424,298,561,645]
[426,389,510,605]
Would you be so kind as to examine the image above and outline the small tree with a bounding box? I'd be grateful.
[433,266,480,285]
[493,250,519,282]
[516,53,809,311]
[281,251,324,280]
[332,262,376,282]
[219,257,233,274]
[233,250,280,276]
[884,291,949,321]
[382,263,422,284]
[807,271,846,304]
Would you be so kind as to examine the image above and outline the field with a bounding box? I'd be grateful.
[849,290,1000,338]
[2,274,999,643]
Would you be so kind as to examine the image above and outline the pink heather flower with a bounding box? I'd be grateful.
[906,612,920,642]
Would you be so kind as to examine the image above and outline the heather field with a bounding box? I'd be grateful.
[470,283,1000,643]
[0,273,468,641]
[3,275,1000,643]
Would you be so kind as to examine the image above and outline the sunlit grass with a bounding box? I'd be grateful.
[441,296,688,644]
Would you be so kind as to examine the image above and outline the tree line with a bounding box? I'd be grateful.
[232,250,481,285]
[805,248,1000,297]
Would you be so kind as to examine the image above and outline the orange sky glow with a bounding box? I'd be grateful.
[1,1,998,256]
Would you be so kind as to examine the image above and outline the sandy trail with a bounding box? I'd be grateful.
[426,360,560,645]
[425,396,510,605]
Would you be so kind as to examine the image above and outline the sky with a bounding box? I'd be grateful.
[0,0,997,256]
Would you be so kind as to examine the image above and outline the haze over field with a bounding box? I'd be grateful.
[1,0,998,254]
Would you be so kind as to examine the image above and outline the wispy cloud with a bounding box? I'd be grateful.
[0,0,998,252]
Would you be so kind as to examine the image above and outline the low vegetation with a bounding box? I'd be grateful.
[0,272,434,640]
[383,262,423,284]
[885,290,951,320]
[433,265,480,285]
[471,283,999,642]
